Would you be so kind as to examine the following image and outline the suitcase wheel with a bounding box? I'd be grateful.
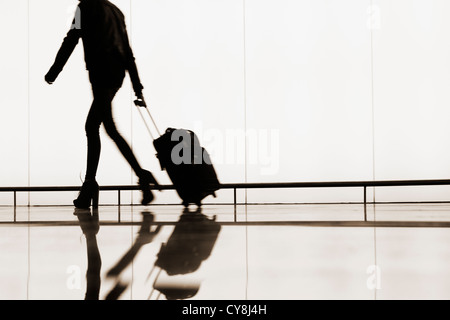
[181,200,202,207]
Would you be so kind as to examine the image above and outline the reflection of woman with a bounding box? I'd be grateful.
[106,211,161,278]
[45,0,157,208]
[75,208,101,300]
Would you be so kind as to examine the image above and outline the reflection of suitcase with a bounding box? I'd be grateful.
[149,271,201,300]
[155,210,221,276]
[136,106,220,206]
[147,209,221,300]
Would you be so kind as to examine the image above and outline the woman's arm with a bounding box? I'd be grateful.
[45,17,82,84]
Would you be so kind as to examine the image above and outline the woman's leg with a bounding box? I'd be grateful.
[84,96,103,180]
[96,87,145,176]
[86,86,157,205]
[74,98,103,208]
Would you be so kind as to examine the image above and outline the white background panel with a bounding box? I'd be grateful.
[373,0,450,201]
[244,0,374,203]
[0,0,29,188]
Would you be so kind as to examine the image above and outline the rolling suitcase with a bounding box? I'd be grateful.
[135,101,221,206]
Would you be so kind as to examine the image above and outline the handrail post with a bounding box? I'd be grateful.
[233,188,237,222]
[364,186,367,222]
[118,189,121,222]
[13,191,16,222]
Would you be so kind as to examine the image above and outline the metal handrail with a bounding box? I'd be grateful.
[2,220,450,228]
[2,178,450,192]
[3,179,450,208]
[3,179,450,222]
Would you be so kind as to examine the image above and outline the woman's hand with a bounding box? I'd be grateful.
[45,69,57,84]
[134,92,147,107]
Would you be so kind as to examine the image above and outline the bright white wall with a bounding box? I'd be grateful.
[373,0,450,201]
[245,0,374,203]
[1,0,450,205]
[0,0,29,206]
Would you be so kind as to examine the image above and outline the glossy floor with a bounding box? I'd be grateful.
[1,203,450,300]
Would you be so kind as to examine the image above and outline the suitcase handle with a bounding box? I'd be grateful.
[134,100,162,140]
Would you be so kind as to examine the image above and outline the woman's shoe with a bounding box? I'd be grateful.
[74,179,99,209]
[139,170,158,205]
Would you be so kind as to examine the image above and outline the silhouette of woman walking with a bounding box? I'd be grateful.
[45,0,157,208]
